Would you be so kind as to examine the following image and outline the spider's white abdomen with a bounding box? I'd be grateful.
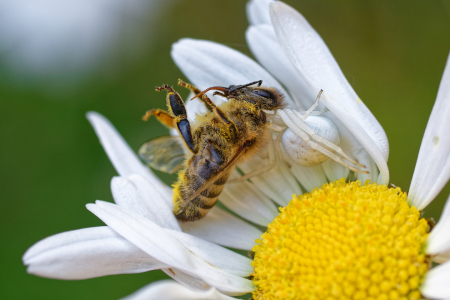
[281,116,340,166]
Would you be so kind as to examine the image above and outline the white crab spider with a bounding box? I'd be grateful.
[268,90,367,174]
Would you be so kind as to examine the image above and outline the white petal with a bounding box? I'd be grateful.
[179,206,262,250]
[427,194,450,255]
[409,54,450,210]
[171,38,296,108]
[23,226,165,280]
[122,280,235,300]
[239,157,300,207]
[422,261,450,299]
[162,268,212,292]
[87,112,172,201]
[161,268,246,293]
[289,163,327,193]
[167,229,252,277]
[111,175,180,231]
[246,24,308,110]
[269,2,389,184]
[434,249,450,264]
[23,225,233,291]
[87,201,194,267]
[246,0,274,26]
[86,200,193,267]
[354,147,379,184]
[277,144,330,194]
[186,95,208,116]
[315,92,387,184]
[220,176,278,226]
[269,2,389,161]
[321,159,350,182]
[87,201,254,295]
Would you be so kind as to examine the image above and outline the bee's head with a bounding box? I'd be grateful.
[191,80,285,110]
[234,86,285,110]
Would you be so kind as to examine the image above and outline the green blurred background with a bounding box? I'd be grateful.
[1,0,450,299]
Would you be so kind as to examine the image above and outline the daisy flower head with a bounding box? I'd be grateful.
[22,0,450,300]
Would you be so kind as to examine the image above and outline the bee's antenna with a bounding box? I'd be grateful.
[190,80,263,101]
[190,86,228,101]
[229,80,262,93]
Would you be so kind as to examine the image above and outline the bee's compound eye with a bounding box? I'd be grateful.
[252,89,274,99]
[252,89,278,107]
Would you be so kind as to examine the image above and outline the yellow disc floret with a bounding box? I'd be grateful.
[251,179,431,300]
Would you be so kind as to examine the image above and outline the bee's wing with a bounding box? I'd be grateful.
[186,141,251,202]
[138,136,185,174]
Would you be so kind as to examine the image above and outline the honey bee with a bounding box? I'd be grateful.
[139,79,285,221]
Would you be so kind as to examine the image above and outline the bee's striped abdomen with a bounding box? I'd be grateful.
[173,147,231,221]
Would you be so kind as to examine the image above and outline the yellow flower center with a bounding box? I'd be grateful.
[251,179,431,300]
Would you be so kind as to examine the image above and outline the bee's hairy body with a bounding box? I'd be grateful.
[142,80,284,221]
[173,100,272,220]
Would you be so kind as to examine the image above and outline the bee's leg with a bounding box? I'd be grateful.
[177,79,202,94]
[188,88,239,141]
[177,79,235,132]
[156,84,198,154]
[178,79,214,111]
[210,104,239,141]
[142,109,175,128]
[212,91,227,98]
[179,79,218,114]
[228,137,277,183]
[177,80,238,140]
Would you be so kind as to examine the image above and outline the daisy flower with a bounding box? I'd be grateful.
[123,41,450,300]
[23,0,450,299]
[22,0,387,293]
